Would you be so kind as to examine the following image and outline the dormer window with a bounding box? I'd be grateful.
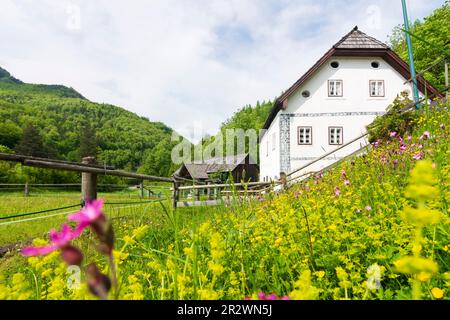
[370,80,385,97]
[328,80,343,97]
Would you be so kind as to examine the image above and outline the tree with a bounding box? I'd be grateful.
[78,121,98,160]
[14,124,48,157]
[0,121,22,148]
[389,2,450,91]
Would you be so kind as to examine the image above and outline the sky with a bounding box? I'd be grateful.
[0,0,445,142]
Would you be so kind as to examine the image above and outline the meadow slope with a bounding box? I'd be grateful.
[0,101,449,300]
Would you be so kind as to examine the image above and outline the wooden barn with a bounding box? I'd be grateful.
[173,153,259,184]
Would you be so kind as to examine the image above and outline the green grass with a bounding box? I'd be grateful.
[0,188,229,282]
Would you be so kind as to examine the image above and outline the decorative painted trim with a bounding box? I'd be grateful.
[286,111,386,118]
[279,114,291,174]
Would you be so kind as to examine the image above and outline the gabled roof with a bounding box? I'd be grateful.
[173,154,257,180]
[333,27,389,49]
[261,26,442,133]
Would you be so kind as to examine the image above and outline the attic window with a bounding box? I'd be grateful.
[371,61,380,68]
[330,61,340,68]
[301,90,310,98]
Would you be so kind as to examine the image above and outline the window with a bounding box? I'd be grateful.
[330,61,339,68]
[371,61,380,68]
[328,80,343,97]
[298,127,312,145]
[301,90,310,98]
[329,127,343,145]
[370,80,385,97]
[272,132,276,151]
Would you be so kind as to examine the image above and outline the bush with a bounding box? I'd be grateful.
[368,91,418,143]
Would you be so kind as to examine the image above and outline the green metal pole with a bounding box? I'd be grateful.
[401,0,420,109]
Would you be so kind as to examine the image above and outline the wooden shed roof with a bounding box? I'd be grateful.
[173,154,257,180]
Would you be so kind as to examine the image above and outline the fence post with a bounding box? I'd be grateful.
[445,59,448,104]
[81,157,97,205]
[24,182,29,197]
[139,181,144,198]
[195,188,201,201]
[172,179,178,209]
[280,172,287,190]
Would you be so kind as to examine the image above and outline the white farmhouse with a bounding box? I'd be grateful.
[259,26,440,182]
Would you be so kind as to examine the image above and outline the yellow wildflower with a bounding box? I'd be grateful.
[431,288,444,299]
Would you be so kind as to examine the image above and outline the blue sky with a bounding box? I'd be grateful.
[0,0,445,142]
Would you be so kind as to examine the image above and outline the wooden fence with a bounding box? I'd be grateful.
[0,154,173,205]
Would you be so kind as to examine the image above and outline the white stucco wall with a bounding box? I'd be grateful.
[265,56,421,181]
[259,113,280,181]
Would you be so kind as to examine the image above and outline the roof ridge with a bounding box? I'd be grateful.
[333,26,389,49]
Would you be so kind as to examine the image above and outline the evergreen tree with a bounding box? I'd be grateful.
[78,121,98,160]
[15,124,48,157]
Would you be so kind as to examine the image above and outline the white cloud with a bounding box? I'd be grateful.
[0,0,444,142]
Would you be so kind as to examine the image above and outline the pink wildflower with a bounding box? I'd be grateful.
[420,131,431,140]
[344,180,350,186]
[390,132,397,137]
[69,199,114,255]
[413,152,423,161]
[334,186,341,197]
[21,224,83,265]
[69,200,105,234]
[407,136,412,141]
[255,292,290,300]
[22,224,78,256]
[365,206,372,211]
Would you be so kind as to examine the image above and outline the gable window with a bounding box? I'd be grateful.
[329,127,343,145]
[298,127,312,145]
[370,80,385,97]
[328,80,343,97]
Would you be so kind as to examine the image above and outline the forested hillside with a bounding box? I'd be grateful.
[0,67,180,183]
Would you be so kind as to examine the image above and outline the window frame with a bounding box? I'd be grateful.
[297,126,313,145]
[328,79,344,97]
[369,80,385,97]
[328,126,344,145]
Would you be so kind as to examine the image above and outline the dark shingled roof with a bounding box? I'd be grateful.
[333,27,389,49]
[174,154,257,180]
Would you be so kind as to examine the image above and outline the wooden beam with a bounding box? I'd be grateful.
[0,153,115,170]
[176,181,273,191]
[21,159,173,182]
[177,200,221,207]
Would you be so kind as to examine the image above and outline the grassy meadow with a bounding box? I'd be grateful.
[0,102,449,300]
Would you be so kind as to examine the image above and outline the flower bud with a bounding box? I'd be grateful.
[86,263,111,300]
[61,245,83,266]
